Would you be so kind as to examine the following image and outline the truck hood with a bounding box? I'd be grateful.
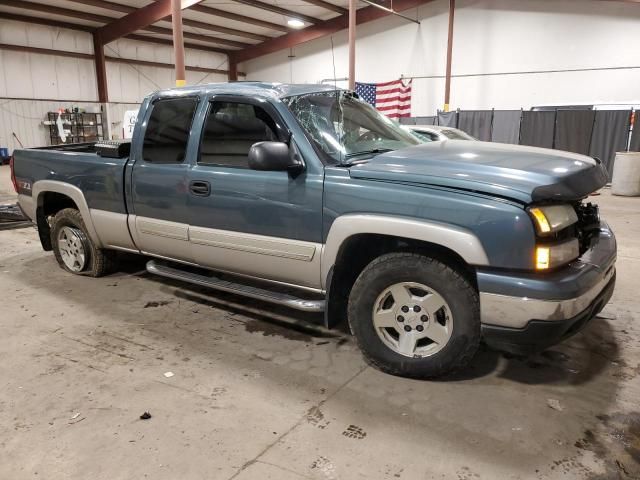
[348,141,609,203]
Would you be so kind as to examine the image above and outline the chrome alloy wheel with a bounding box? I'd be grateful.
[372,282,453,358]
[57,226,88,272]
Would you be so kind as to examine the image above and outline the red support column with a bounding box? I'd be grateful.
[348,0,356,90]
[443,0,455,112]
[93,33,108,102]
[172,0,186,87]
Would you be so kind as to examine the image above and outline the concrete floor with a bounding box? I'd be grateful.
[0,164,639,480]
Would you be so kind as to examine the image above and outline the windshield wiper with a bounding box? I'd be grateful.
[345,148,394,158]
[341,148,394,164]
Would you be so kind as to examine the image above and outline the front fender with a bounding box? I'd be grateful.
[320,214,490,289]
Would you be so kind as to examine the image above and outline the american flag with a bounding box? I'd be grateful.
[355,79,412,118]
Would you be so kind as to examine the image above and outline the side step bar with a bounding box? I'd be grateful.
[146,260,326,313]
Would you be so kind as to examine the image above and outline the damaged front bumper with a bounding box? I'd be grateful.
[478,222,617,355]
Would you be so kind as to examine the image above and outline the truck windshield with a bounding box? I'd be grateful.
[282,91,420,164]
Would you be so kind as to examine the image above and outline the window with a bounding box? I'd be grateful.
[283,91,419,163]
[142,97,198,164]
[199,101,278,168]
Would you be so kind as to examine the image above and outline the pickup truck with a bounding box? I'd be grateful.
[11,82,616,378]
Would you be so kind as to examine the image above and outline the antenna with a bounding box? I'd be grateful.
[330,35,344,163]
[330,36,337,89]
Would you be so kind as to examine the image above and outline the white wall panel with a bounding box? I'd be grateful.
[106,102,142,140]
[104,38,229,103]
[0,51,7,97]
[0,19,28,45]
[78,58,98,102]
[2,51,35,98]
[242,0,640,115]
[55,57,84,99]
[0,99,92,153]
[29,53,58,98]
[0,18,230,152]
[1,19,229,104]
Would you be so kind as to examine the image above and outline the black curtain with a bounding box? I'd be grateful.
[457,110,493,141]
[589,110,631,178]
[437,111,458,127]
[629,122,640,152]
[519,111,556,148]
[399,117,416,125]
[491,110,521,144]
[554,110,596,155]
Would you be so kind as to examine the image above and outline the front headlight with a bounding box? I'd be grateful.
[535,238,579,270]
[528,205,578,236]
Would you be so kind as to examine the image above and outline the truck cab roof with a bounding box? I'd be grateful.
[153,82,342,101]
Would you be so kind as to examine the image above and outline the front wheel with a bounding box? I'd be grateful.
[50,208,116,277]
[348,252,480,378]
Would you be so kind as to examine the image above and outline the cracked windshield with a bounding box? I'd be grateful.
[283,91,419,164]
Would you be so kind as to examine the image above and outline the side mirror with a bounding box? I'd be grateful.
[248,141,303,174]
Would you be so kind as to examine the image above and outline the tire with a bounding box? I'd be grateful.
[50,208,117,277]
[347,252,480,378]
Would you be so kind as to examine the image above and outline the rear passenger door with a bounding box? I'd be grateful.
[186,97,324,290]
[129,96,199,261]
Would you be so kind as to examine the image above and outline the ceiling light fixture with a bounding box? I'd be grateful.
[287,18,305,28]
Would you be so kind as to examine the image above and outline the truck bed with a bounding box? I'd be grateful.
[13,143,129,215]
[31,142,98,153]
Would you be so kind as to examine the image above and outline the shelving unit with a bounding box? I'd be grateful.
[47,112,104,145]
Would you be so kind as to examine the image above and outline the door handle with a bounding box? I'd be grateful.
[189,180,211,196]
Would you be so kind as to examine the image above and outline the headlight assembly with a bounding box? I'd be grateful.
[528,204,578,236]
[535,238,580,270]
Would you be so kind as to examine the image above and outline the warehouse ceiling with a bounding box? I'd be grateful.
[0,0,358,51]
[0,0,638,62]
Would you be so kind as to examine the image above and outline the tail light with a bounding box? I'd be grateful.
[9,155,18,193]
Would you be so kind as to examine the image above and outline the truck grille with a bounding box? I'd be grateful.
[574,201,600,255]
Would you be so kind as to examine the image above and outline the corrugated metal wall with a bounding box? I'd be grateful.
[106,102,142,140]
[0,101,148,152]
[0,18,229,153]
[0,99,103,152]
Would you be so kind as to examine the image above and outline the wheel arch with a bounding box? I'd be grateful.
[33,180,102,250]
[322,215,489,328]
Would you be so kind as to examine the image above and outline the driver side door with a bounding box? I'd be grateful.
[187,97,324,290]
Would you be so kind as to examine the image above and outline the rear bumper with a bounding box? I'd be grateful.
[478,222,616,354]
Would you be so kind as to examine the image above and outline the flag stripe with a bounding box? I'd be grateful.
[376,87,412,96]
[377,104,412,112]
[377,95,412,104]
[355,79,412,118]
[377,93,411,102]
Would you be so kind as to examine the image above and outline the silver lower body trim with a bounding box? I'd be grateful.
[480,265,616,329]
[146,260,325,313]
[17,194,35,221]
[90,209,139,251]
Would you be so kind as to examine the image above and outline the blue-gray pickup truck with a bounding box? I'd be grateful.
[11,82,616,378]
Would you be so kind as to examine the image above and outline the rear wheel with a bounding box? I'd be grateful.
[50,208,116,277]
[348,252,480,378]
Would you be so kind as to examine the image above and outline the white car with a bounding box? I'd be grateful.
[404,125,476,142]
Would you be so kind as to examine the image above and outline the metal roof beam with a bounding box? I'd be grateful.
[94,0,204,44]
[231,0,432,63]
[190,4,290,33]
[229,0,320,25]
[64,0,270,41]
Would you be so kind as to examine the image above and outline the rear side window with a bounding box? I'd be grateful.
[199,101,278,168]
[143,97,198,164]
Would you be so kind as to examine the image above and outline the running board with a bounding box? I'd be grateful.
[146,260,325,313]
